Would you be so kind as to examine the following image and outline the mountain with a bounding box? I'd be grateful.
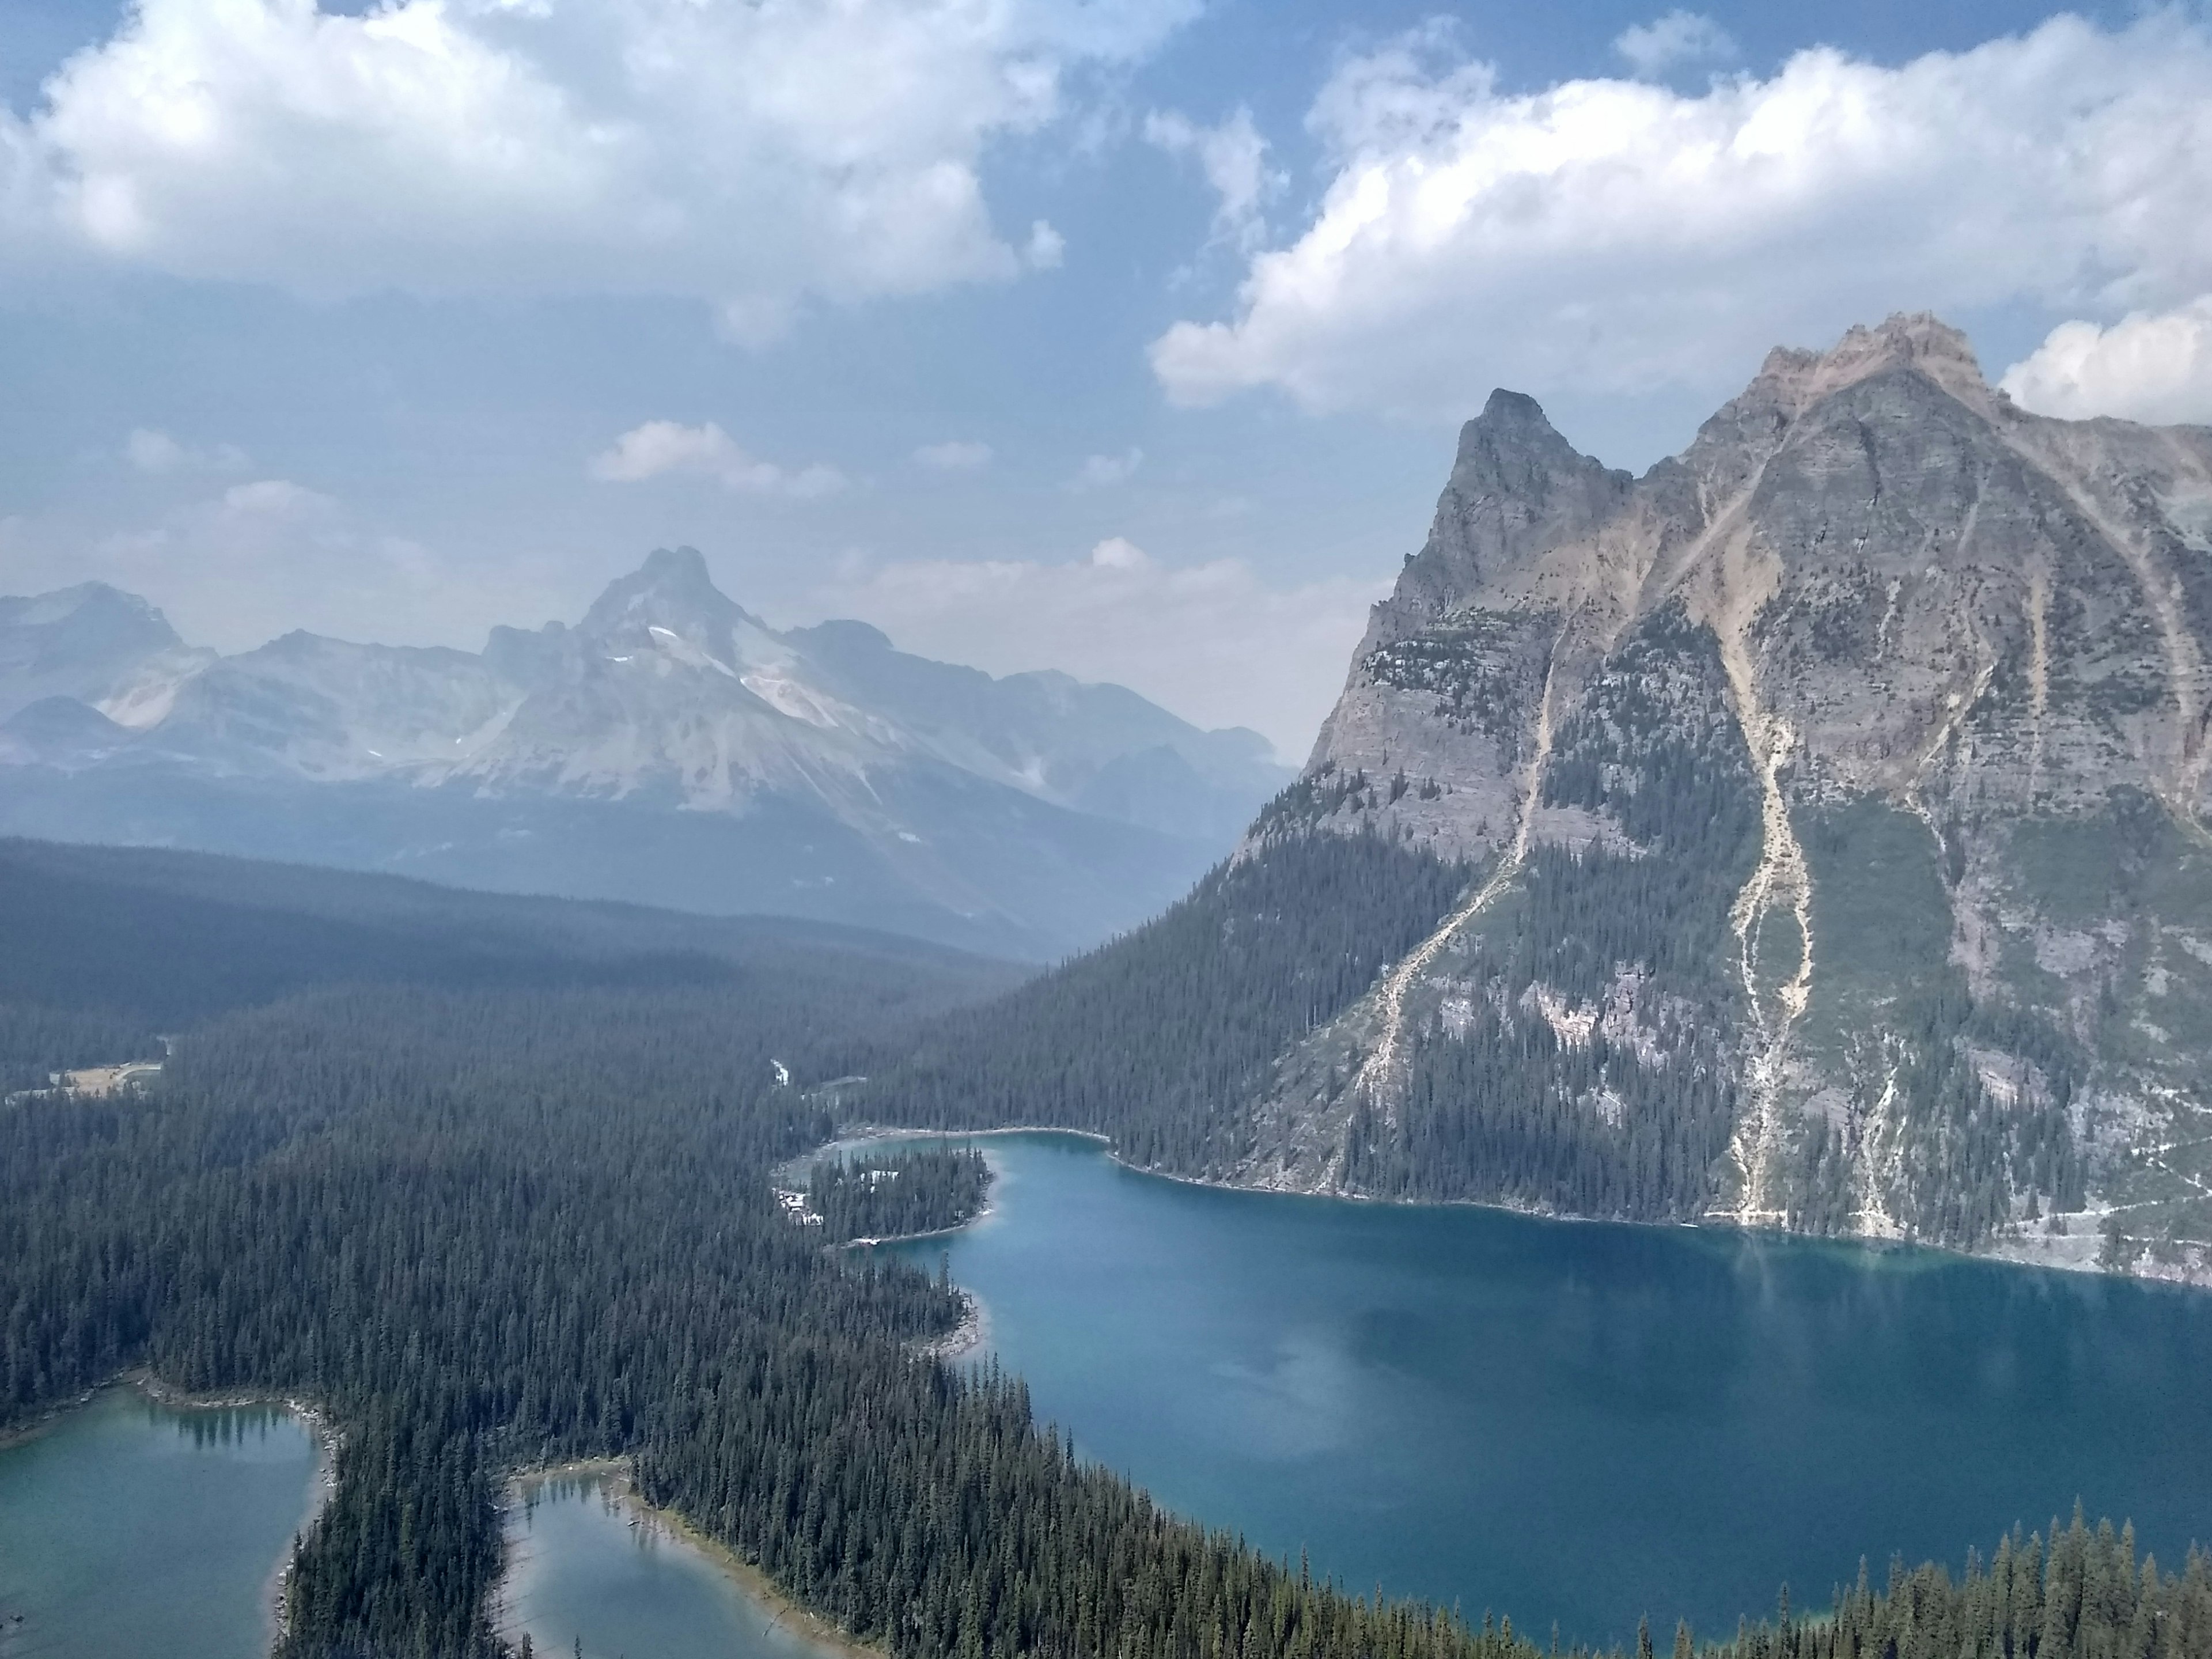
[0,582,213,729]
[875,314,2212,1285]
[0,550,1291,958]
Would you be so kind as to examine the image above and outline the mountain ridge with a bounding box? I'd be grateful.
[0,550,1290,958]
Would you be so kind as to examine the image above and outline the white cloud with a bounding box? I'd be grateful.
[124,427,248,474]
[803,542,1384,754]
[0,0,1195,328]
[125,428,184,473]
[2000,298,2212,426]
[1613,12,1738,79]
[589,422,846,498]
[1088,535,1148,569]
[1152,14,2212,420]
[1145,106,1285,251]
[1024,220,1067,271]
[913,440,994,472]
[1071,448,1143,488]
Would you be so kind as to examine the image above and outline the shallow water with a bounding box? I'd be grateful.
[502,1473,857,1659]
[881,1131,2212,1646]
[0,1389,319,1659]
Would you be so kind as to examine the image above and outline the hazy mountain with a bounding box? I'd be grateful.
[0,583,213,730]
[876,315,2212,1284]
[0,550,1290,958]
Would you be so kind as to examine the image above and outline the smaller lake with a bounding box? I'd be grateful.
[0,1389,321,1659]
[502,1472,862,1659]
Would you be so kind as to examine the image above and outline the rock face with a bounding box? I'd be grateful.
[0,551,1289,959]
[1240,314,2212,1282]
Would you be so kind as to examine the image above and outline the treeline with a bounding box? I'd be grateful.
[808,1145,993,1241]
[1732,1512,2210,1659]
[870,830,1472,1172]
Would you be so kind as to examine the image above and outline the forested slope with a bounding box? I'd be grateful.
[873,829,1472,1171]
[2,840,2205,1659]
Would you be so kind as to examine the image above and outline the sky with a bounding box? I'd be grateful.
[4,0,2212,758]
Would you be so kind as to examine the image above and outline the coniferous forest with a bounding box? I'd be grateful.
[806,1145,994,1241]
[1,838,2207,1659]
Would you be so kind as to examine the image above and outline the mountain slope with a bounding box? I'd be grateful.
[0,551,1291,957]
[869,315,2212,1283]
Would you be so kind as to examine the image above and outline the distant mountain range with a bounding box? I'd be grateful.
[0,548,1290,957]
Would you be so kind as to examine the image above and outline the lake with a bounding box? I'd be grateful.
[880,1131,2212,1646]
[7,1137,2207,1657]
[502,1471,858,1659]
[0,1389,320,1659]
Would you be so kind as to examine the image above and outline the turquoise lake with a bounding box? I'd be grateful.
[882,1132,2212,1647]
[0,1390,320,1659]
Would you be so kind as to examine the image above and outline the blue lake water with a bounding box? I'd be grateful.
[502,1472,857,1659]
[882,1131,2212,1646]
[0,1389,320,1659]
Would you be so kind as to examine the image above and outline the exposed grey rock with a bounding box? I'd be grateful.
[1251,313,2212,1282]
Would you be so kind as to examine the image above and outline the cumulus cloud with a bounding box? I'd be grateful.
[0,0,1193,330]
[913,440,994,472]
[2000,299,2212,426]
[1071,448,1143,489]
[124,427,248,474]
[1152,14,2212,419]
[1613,12,1738,78]
[1145,106,1285,250]
[589,422,846,498]
[1087,535,1149,569]
[803,541,1384,753]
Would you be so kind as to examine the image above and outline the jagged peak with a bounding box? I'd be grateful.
[1455,388,1589,464]
[579,546,760,643]
[1749,312,1998,421]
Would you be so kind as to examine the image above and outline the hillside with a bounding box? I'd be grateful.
[870,315,2212,1285]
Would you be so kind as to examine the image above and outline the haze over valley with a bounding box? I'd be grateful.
[0,550,1289,956]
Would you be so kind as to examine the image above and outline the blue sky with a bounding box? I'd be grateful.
[3,0,2209,755]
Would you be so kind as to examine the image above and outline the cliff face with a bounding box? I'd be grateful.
[1241,314,2212,1282]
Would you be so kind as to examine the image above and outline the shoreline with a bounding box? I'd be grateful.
[498,1460,886,1659]
[821,1126,2212,1293]
[911,1287,990,1362]
[123,1373,341,1647]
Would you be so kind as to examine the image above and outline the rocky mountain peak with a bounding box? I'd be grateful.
[1380,388,1632,634]
[577,546,760,649]
[0,581,209,728]
[1749,310,1998,422]
[1258,313,2212,1281]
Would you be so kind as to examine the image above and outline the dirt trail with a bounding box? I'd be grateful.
[1355,652,1562,1113]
